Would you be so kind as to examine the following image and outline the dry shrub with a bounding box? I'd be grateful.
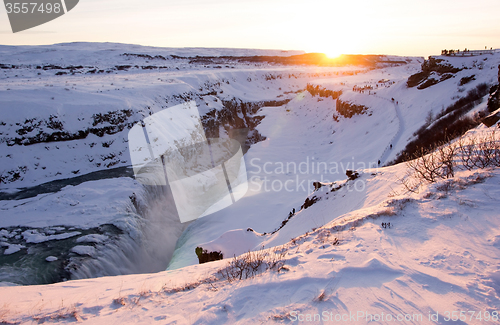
[112,297,126,307]
[0,306,16,325]
[406,141,457,183]
[162,248,287,294]
[162,277,217,294]
[403,130,499,191]
[457,130,500,170]
[270,312,292,321]
[317,230,331,244]
[31,305,82,323]
[314,291,327,302]
[216,248,286,283]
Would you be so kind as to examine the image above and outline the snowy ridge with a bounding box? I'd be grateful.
[0,42,305,67]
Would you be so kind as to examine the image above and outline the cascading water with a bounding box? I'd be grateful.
[71,98,286,280]
[69,180,188,280]
[0,176,187,285]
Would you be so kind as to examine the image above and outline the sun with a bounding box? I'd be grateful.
[311,45,343,59]
[324,50,342,59]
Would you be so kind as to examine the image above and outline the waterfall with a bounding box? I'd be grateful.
[70,181,188,280]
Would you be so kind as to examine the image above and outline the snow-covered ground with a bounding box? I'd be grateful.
[2,132,500,324]
[0,43,499,323]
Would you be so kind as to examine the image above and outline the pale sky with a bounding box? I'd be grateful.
[1,0,499,57]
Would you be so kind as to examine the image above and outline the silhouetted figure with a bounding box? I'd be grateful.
[378,160,381,165]
[390,144,392,149]
[292,208,295,214]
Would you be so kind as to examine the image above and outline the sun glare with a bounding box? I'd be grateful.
[325,51,342,59]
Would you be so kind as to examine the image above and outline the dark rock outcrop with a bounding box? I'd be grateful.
[195,246,223,264]
[3,109,139,146]
[487,65,500,113]
[335,99,369,118]
[407,57,462,89]
[201,99,290,152]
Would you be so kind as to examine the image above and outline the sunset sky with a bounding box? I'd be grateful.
[1,0,499,57]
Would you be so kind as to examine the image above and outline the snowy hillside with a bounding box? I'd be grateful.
[0,43,499,324]
[2,128,500,324]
